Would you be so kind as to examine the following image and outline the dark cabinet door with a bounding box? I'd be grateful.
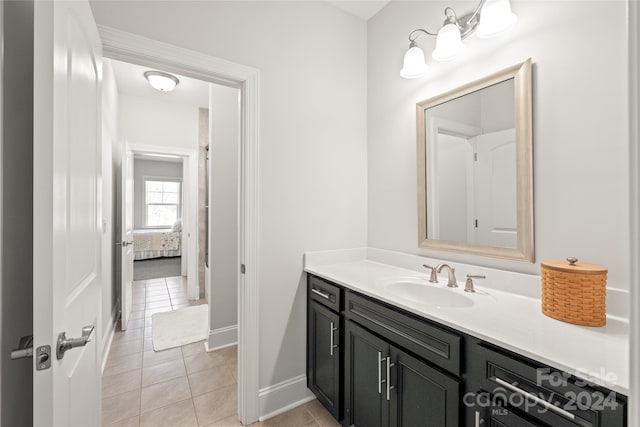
[308,300,341,418]
[345,321,390,427]
[389,347,460,427]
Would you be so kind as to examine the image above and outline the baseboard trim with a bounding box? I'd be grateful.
[206,324,237,351]
[258,374,315,421]
[101,309,119,374]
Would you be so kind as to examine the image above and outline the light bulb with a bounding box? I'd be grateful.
[432,24,466,61]
[400,45,429,79]
[476,0,517,39]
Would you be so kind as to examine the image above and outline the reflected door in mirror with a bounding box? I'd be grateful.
[431,128,517,249]
[474,128,516,248]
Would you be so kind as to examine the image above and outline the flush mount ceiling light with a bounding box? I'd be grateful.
[144,71,180,92]
[400,0,517,79]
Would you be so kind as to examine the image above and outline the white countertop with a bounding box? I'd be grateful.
[304,248,629,395]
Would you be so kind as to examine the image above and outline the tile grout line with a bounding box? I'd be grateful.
[140,397,194,421]
[137,281,148,423]
[139,277,191,423]
[188,375,203,426]
[305,405,320,425]
[182,336,202,427]
[105,275,203,427]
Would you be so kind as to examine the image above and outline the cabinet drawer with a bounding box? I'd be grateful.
[483,405,543,427]
[475,343,627,427]
[345,290,461,376]
[308,275,341,312]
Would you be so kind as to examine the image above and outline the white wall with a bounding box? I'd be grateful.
[207,84,239,348]
[133,158,183,229]
[119,94,199,150]
[90,0,368,395]
[101,59,119,361]
[480,80,514,133]
[429,89,481,129]
[430,79,513,132]
[367,1,630,295]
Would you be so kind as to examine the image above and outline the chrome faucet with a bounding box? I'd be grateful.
[422,264,438,283]
[436,264,458,288]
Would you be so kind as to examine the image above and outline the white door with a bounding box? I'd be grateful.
[474,128,517,248]
[121,145,135,330]
[434,133,474,243]
[33,1,103,425]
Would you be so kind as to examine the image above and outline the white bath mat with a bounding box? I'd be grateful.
[152,304,208,351]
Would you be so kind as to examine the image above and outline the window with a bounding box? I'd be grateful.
[144,178,181,227]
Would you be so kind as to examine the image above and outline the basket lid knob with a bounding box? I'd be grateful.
[542,259,607,274]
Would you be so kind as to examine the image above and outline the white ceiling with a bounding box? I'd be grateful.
[110,59,209,109]
[110,2,391,106]
[326,0,391,21]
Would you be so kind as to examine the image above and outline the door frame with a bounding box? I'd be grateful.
[98,26,261,424]
[426,117,481,241]
[629,1,639,426]
[129,144,199,300]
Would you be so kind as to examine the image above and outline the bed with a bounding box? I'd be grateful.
[133,228,181,260]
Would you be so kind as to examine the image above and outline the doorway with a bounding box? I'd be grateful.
[101,26,260,424]
[131,153,184,282]
[104,51,245,424]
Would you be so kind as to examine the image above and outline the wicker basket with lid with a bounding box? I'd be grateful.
[541,257,607,327]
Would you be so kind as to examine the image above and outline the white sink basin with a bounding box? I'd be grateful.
[378,278,474,309]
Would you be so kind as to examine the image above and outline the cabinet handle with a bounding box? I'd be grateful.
[474,411,481,427]
[311,288,331,300]
[386,357,395,401]
[378,352,383,394]
[329,322,338,356]
[494,377,576,421]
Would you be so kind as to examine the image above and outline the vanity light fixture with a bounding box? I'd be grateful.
[400,0,517,79]
[144,71,180,92]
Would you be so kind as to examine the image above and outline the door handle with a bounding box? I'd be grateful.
[56,325,95,360]
[115,241,134,247]
[10,335,33,360]
[11,335,51,370]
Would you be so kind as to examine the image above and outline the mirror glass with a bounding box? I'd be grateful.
[417,59,533,262]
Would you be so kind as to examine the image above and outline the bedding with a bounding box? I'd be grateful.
[133,228,181,260]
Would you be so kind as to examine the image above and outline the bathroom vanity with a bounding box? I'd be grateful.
[305,250,628,427]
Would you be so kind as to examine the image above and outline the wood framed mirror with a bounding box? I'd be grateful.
[417,58,533,262]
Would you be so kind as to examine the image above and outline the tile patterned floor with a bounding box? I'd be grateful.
[102,276,338,427]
